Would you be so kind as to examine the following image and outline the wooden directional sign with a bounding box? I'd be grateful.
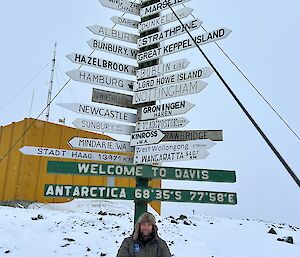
[140,0,191,18]
[98,0,140,15]
[162,130,224,142]
[47,161,237,183]
[135,117,189,131]
[57,103,136,123]
[133,79,207,104]
[139,7,193,33]
[138,19,202,48]
[73,118,135,135]
[130,130,165,146]
[137,28,232,63]
[87,25,139,44]
[137,100,195,121]
[134,139,215,164]
[66,53,136,76]
[19,146,133,164]
[92,88,136,109]
[66,70,134,92]
[44,184,237,205]
[134,67,213,92]
[68,137,134,153]
[111,16,139,29]
[87,39,138,60]
[136,59,190,80]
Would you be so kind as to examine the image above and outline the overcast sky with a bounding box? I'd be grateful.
[0,0,299,226]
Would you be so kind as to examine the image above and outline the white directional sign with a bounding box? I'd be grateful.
[20,146,133,164]
[134,139,215,164]
[139,7,193,33]
[135,117,189,131]
[111,16,139,29]
[66,70,134,92]
[140,0,191,18]
[99,0,140,15]
[137,100,195,121]
[73,118,135,135]
[138,19,202,48]
[67,53,136,76]
[87,39,138,60]
[58,103,136,123]
[87,25,139,44]
[133,79,207,104]
[130,130,165,147]
[137,28,232,63]
[68,137,134,153]
[136,59,189,80]
[134,67,213,92]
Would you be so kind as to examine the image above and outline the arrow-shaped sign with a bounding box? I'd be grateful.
[162,130,224,142]
[87,25,139,44]
[111,16,139,29]
[58,103,136,123]
[133,79,207,105]
[87,39,138,60]
[66,70,134,92]
[139,7,193,33]
[138,19,202,48]
[68,137,134,153]
[136,59,190,80]
[135,117,189,131]
[137,28,232,63]
[19,146,133,164]
[73,118,135,135]
[137,100,195,121]
[66,53,136,76]
[134,67,213,92]
[130,130,165,146]
[98,0,140,15]
[140,0,191,18]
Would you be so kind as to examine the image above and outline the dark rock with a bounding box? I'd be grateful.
[170,220,178,224]
[100,253,107,256]
[31,214,43,220]
[61,243,70,247]
[183,220,192,226]
[179,215,188,220]
[84,232,88,234]
[169,216,175,219]
[210,222,214,225]
[158,220,162,223]
[286,237,294,244]
[277,238,285,242]
[4,250,10,254]
[63,238,75,242]
[115,226,120,229]
[87,247,91,252]
[98,211,107,216]
[268,228,277,235]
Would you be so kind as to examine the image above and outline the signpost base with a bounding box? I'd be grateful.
[134,177,149,224]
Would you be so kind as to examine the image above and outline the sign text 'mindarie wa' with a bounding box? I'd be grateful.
[140,0,191,18]
[87,39,138,60]
[135,117,189,131]
[67,53,136,76]
[137,28,232,63]
[66,70,134,92]
[138,19,202,48]
[111,16,139,29]
[19,146,133,164]
[136,59,189,80]
[133,79,207,104]
[134,67,213,91]
[87,25,139,44]
[139,7,193,33]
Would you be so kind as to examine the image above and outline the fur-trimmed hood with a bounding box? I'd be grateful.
[132,212,159,241]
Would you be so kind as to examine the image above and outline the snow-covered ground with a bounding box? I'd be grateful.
[0,200,299,257]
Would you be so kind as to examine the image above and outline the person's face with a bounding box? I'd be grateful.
[140,222,153,236]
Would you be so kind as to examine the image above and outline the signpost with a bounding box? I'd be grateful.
[138,7,194,33]
[66,70,134,91]
[133,79,208,104]
[68,137,134,153]
[162,130,224,142]
[19,146,133,164]
[137,100,195,121]
[57,103,136,123]
[66,53,137,75]
[87,25,139,44]
[87,39,138,60]
[137,28,232,63]
[111,16,139,29]
[134,67,213,91]
[72,118,135,135]
[92,88,136,109]
[130,130,165,146]
[136,59,190,79]
[135,117,189,131]
[137,19,202,48]
[98,0,140,15]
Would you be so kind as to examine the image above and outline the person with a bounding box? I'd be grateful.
[116,212,172,257]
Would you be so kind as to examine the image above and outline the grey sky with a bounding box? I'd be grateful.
[0,0,299,226]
